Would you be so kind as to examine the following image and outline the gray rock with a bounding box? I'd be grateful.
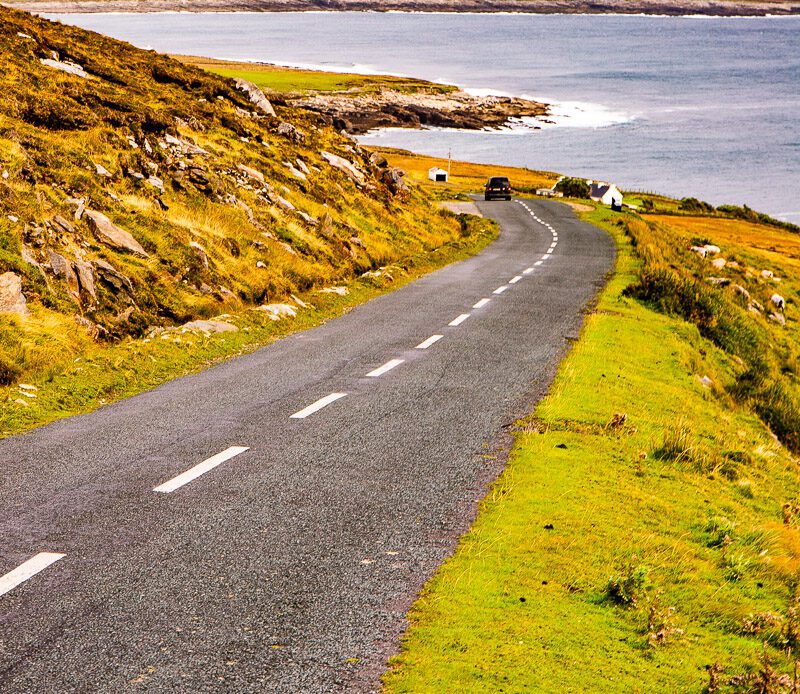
[321,151,365,184]
[318,213,334,238]
[255,303,298,320]
[94,163,112,178]
[84,210,149,257]
[182,319,238,334]
[236,164,265,184]
[40,58,94,80]
[297,211,318,225]
[47,249,80,299]
[93,259,133,293]
[771,293,786,310]
[51,215,75,235]
[369,152,389,169]
[277,122,304,143]
[233,78,277,117]
[147,176,165,193]
[769,312,786,326]
[189,241,209,268]
[730,284,751,301]
[0,272,29,316]
[706,277,730,286]
[74,260,96,301]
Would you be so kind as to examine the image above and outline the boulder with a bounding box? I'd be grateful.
[182,319,238,334]
[73,260,96,301]
[84,210,149,257]
[284,162,307,181]
[321,151,365,184]
[237,164,265,184]
[706,277,730,287]
[93,259,133,293]
[710,257,727,269]
[769,312,786,326]
[47,249,80,298]
[318,212,334,238]
[233,78,277,117]
[369,151,389,169]
[317,286,349,296]
[163,134,208,156]
[761,269,774,280]
[51,215,75,235]
[730,284,751,301]
[0,272,29,316]
[189,241,209,268]
[277,122,304,143]
[381,167,409,197]
[690,246,707,258]
[255,303,298,320]
[703,244,721,255]
[771,293,786,310]
[40,58,94,80]
[94,163,112,178]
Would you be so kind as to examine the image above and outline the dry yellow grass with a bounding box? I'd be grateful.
[369,146,559,196]
[648,215,800,273]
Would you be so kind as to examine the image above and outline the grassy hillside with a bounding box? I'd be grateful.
[385,202,800,691]
[0,7,497,433]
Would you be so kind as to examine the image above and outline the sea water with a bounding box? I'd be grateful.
[45,12,800,220]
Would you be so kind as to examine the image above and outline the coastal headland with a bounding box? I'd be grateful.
[5,0,800,16]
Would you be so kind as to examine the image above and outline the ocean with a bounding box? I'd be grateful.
[45,12,800,221]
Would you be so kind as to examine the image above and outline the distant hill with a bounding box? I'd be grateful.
[5,0,800,16]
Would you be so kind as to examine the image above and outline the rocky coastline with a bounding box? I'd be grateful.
[283,89,551,135]
[6,0,800,15]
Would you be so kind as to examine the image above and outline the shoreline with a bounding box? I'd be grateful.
[8,0,800,16]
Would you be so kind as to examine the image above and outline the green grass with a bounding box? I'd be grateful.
[175,56,456,96]
[384,206,800,692]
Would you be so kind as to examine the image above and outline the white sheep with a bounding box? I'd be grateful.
[771,293,786,310]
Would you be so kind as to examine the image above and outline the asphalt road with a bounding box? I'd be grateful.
[0,198,614,693]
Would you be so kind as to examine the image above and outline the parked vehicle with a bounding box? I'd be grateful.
[484,176,512,201]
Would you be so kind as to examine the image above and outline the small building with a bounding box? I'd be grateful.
[428,167,449,183]
[588,181,623,207]
[536,188,563,198]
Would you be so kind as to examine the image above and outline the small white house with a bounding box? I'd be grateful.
[428,167,449,183]
[588,181,623,207]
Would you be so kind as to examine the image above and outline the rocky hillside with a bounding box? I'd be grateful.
[0,6,464,383]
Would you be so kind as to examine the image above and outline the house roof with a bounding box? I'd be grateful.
[590,183,611,199]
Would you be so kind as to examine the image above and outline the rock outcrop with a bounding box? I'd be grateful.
[234,77,277,117]
[83,210,149,257]
[0,272,30,316]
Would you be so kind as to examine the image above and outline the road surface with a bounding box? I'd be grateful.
[0,198,614,692]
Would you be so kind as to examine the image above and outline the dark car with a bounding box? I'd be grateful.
[484,176,512,201]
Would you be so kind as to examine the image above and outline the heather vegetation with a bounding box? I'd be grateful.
[0,7,498,432]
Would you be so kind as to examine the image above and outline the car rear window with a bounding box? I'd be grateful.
[489,177,509,185]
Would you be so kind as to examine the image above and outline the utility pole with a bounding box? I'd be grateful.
[447,147,452,181]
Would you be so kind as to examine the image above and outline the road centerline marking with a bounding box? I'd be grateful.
[522,268,534,275]
[416,334,443,350]
[534,260,543,266]
[493,285,508,295]
[509,276,522,284]
[153,446,249,493]
[366,358,405,377]
[290,392,348,419]
[473,298,491,309]
[0,553,65,598]
[449,313,471,327]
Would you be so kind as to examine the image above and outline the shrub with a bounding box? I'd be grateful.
[554,176,590,199]
[679,197,715,214]
[605,555,648,606]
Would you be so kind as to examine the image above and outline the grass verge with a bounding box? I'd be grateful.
[384,205,800,692]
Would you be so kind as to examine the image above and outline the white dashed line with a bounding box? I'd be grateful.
[153,446,249,493]
[0,553,65,598]
[290,392,348,419]
[550,243,557,249]
[493,285,509,295]
[509,276,522,284]
[546,249,554,255]
[473,298,491,309]
[535,260,543,266]
[416,334,443,350]
[449,313,471,327]
[366,358,405,378]
[522,268,535,275]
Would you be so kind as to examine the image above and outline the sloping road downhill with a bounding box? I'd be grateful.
[0,199,614,692]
